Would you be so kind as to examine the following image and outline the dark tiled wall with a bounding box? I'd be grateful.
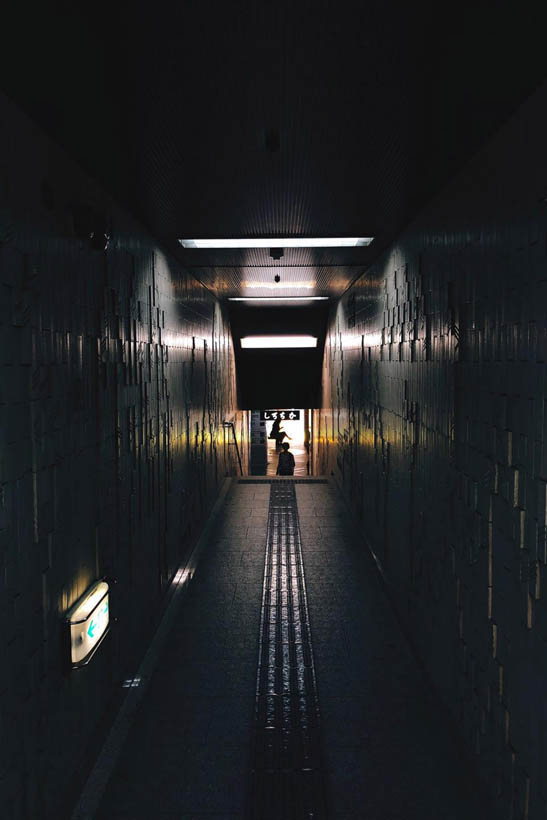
[319,83,547,818]
[0,95,245,818]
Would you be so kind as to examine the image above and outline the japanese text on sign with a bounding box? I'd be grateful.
[260,410,300,421]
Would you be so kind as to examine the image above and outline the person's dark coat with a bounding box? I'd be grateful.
[276,450,295,475]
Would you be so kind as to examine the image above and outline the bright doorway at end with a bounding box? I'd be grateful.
[250,410,313,476]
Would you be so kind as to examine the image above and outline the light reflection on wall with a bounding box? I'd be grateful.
[317,83,547,816]
[0,94,248,818]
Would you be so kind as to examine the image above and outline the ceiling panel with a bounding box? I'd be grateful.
[185,264,367,299]
[178,246,373,298]
[2,1,546,304]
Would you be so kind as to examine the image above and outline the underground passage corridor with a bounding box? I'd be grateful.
[76,478,491,819]
[2,4,547,819]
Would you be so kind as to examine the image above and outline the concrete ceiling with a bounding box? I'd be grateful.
[1,1,545,301]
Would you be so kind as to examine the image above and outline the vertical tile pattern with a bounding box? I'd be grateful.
[250,480,326,819]
[0,94,246,818]
[318,84,547,818]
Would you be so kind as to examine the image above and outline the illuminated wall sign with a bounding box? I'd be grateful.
[66,580,110,668]
[260,410,300,421]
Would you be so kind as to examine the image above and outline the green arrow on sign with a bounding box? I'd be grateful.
[88,619,96,639]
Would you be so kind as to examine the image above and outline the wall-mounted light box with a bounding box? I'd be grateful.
[66,580,110,668]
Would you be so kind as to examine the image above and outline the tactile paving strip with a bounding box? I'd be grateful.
[249,480,327,819]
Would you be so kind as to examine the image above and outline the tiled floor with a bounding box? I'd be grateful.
[295,483,493,819]
[94,479,494,819]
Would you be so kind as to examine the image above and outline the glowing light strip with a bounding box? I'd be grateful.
[228,296,329,302]
[241,335,318,349]
[179,237,373,249]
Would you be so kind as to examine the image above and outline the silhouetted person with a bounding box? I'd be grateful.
[269,417,291,448]
[276,442,295,476]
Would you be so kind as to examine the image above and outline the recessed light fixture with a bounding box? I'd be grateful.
[179,237,373,249]
[241,335,318,349]
[228,296,329,302]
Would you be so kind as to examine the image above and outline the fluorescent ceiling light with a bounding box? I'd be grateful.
[179,237,373,249]
[241,335,318,349]
[228,296,329,302]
